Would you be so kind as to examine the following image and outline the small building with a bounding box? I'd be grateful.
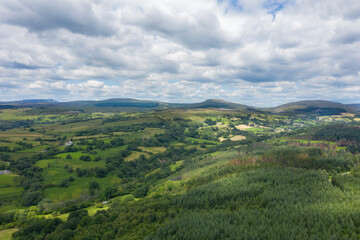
[65,141,73,146]
[0,170,11,175]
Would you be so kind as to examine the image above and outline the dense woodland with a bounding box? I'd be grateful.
[0,106,360,239]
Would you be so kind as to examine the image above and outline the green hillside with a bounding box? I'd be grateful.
[177,99,256,110]
[270,100,357,114]
[0,103,360,239]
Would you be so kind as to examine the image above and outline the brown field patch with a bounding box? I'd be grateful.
[235,124,252,130]
[139,146,166,154]
[230,135,246,141]
[219,135,246,142]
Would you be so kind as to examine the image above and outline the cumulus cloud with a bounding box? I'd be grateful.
[0,0,359,106]
[0,0,116,36]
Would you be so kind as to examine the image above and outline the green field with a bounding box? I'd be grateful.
[0,174,23,203]
[186,137,220,144]
[0,174,20,187]
[0,228,18,240]
[0,186,23,202]
[44,175,121,201]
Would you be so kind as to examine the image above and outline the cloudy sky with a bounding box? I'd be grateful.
[0,0,360,106]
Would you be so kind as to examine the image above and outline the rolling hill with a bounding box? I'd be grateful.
[177,99,258,111]
[347,104,360,111]
[60,98,173,109]
[0,99,58,106]
[270,100,358,114]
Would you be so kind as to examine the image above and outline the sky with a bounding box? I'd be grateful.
[0,0,360,107]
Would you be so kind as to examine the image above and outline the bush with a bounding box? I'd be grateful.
[80,155,91,161]
[60,179,70,188]
[133,184,150,198]
[22,190,43,206]
[89,180,100,190]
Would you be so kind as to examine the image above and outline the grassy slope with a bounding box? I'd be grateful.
[0,174,23,203]
[44,175,121,201]
[0,228,18,240]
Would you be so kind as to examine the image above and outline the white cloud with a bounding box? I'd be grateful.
[0,0,359,106]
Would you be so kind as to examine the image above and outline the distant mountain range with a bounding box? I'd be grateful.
[0,99,58,105]
[0,98,359,114]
